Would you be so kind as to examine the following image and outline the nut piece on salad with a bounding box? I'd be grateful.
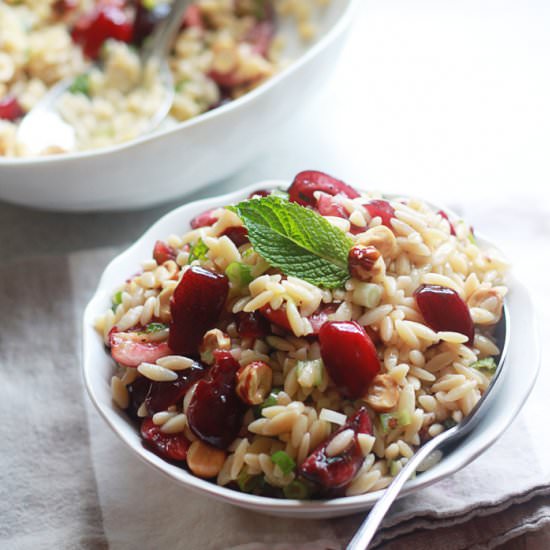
[95,169,508,499]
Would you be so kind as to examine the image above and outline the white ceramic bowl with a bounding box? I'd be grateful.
[82,182,540,518]
[0,1,356,212]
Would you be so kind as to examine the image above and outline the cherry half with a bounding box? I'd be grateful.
[288,171,360,207]
[300,407,372,489]
[319,321,380,399]
[186,350,246,449]
[168,266,229,356]
[414,284,474,344]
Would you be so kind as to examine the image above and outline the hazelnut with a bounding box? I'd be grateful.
[186,440,227,479]
[236,361,272,405]
[199,329,231,365]
[348,245,382,281]
[364,374,399,412]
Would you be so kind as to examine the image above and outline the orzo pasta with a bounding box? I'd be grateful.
[0,0,323,156]
[95,170,508,499]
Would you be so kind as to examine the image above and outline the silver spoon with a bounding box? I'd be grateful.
[16,0,191,155]
[347,306,510,550]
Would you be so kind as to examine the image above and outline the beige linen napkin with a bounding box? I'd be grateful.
[0,245,548,550]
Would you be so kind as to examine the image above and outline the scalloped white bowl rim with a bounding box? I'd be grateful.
[82,181,540,518]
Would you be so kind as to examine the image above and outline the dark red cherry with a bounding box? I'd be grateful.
[141,418,190,461]
[316,194,347,218]
[132,0,170,46]
[364,200,395,228]
[288,170,360,207]
[221,226,249,247]
[300,407,372,489]
[414,284,474,344]
[0,96,24,121]
[236,311,270,339]
[259,304,292,332]
[190,208,218,229]
[168,266,229,356]
[71,2,133,59]
[186,350,246,449]
[248,189,271,199]
[145,362,206,414]
[152,240,176,264]
[126,376,152,419]
[319,321,380,399]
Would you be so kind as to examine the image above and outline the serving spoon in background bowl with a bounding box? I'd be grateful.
[16,0,191,156]
[347,305,510,549]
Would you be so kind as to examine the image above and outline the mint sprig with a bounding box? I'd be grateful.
[228,196,352,289]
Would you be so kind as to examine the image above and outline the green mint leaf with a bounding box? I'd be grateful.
[228,196,352,289]
[471,357,497,371]
[188,238,208,264]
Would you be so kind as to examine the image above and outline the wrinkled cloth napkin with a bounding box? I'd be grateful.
[1,200,549,550]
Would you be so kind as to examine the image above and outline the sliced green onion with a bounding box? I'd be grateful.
[69,74,90,96]
[271,451,296,475]
[175,78,190,92]
[112,290,122,305]
[145,322,168,333]
[471,357,497,371]
[253,389,281,418]
[468,232,476,245]
[225,261,254,288]
[353,283,382,308]
[188,238,208,264]
[296,359,325,388]
[270,188,289,199]
[237,469,265,494]
[283,480,311,499]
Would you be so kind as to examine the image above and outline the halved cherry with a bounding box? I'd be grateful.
[316,194,347,218]
[141,418,190,461]
[186,350,246,449]
[364,200,395,228]
[414,284,474,344]
[0,96,24,121]
[288,171,360,207]
[109,329,172,368]
[308,303,339,334]
[146,362,206,414]
[72,2,133,59]
[152,240,176,264]
[168,266,229,356]
[132,0,170,46]
[190,208,218,229]
[248,189,271,199]
[259,304,292,332]
[300,407,372,489]
[236,311,270,339]
[221,226,249,247]
[319,321,380,398]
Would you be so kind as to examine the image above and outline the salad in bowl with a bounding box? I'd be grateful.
[93,170,508,500]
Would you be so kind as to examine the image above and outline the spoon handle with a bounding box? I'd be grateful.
[346,425,458,550]
[142,0,193,64]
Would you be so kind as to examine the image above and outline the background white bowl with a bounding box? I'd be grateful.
[0,0,356,212]
[82,182,540,518]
